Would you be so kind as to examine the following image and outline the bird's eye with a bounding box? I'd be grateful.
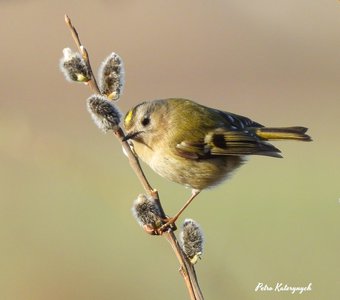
[141,117,150,126]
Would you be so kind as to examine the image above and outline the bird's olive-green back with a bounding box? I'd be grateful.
[159,98,262,145]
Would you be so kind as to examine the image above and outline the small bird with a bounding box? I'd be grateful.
[123,98,311,227]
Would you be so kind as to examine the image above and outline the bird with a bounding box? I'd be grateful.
[123,98,311,228]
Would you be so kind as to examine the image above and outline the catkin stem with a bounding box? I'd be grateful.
[64,15,204,300]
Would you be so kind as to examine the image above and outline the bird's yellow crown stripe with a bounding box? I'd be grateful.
[125,109,133,125]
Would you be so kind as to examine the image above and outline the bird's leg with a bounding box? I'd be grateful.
[158,189,201,234]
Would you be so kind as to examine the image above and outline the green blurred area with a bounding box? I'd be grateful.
[0,1,339,299]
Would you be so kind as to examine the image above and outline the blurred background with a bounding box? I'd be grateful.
[0,1,339,299]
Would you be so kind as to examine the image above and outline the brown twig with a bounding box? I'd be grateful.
[65,15,100,93]
[64,14,204,300]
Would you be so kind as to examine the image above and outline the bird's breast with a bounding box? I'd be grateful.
[132,140,244,190]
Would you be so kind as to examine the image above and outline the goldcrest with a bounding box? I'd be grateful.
[123,98,311,223]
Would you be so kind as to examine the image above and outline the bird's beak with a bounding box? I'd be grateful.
[122,131,143,141]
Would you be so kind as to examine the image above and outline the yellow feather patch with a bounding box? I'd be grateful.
[125,109,133,125]
[255,127,311,141]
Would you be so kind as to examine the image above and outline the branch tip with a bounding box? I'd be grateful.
[64,14,70,25]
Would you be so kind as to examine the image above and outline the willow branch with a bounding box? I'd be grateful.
[65,15,100,93]
[64,15,204,300]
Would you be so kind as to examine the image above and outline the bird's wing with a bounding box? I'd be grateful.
[215,110,264,129]
[173,104,282,159]
[175,128,282,159]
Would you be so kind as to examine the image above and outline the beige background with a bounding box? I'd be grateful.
[0,1,339,299]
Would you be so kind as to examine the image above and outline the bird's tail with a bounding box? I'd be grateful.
[255,126,312,142]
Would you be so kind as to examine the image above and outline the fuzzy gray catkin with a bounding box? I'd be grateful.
[87,94,122,132]
[132,194,163,232]
[180,219,204,264]
[98,52,125,100]
[59,48,90,82]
